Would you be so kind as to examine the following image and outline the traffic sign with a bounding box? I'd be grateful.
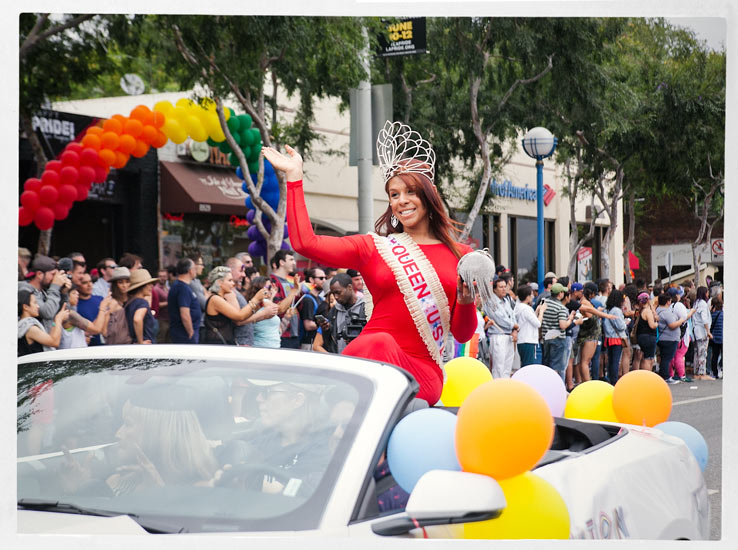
[712,239,724,256]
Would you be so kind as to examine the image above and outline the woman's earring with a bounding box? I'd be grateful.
[390,214,399,228]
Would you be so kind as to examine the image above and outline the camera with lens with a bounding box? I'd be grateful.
[339,311,367,343]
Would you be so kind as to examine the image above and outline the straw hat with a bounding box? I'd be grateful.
[127,268,158,292]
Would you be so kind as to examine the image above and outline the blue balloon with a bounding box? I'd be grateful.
[655,421,708,472]
[261,175,279,194]
[236,166,243,180]
[245,195,254,210]
[386,408,460,493]
[264,159,275,177]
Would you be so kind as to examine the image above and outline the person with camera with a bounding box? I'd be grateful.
[316,273,367,354]
[18,255,72,345]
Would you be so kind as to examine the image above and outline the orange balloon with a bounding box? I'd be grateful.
[455,379,554,480]
[118,134,136,154]
[152,111,166,128]
[101,132,120,150]
[131,139,150,158]
[150,129,168,148]
[102,118,123,134]
[612,370,672,427]
[85,125,104,136]
[123,118,143,138]
[112,114,128,127]
[140,125,158,144]
[98,149,116,167]
[130,105,154,126]
[81,134,101,151]
[112,151,129,169]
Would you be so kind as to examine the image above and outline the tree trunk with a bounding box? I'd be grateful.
[622,188,636,284]
[460,75,492,243]
[20,112,53,255]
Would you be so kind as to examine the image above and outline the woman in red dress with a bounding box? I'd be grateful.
[263,123,477,404]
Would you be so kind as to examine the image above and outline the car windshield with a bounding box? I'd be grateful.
[17,357,372,533]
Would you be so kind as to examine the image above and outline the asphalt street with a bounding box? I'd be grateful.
[667,377,722,540]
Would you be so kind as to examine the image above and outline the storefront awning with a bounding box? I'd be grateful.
[160,161,247,216]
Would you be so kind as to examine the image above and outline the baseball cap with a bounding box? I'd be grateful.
[571,282,583,292]
[544,271,557,279]
[495,265,507,274]
[637,292,650,304]
[529,282,539,291]
[550,283,566,296]
[31,255,57,273]
[110,266,131,282]
[667,287,683,297]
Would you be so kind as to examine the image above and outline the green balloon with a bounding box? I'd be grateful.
[231,131,242,146]
[238,114,252,129]
[207,137,218,147]
[250,128,262,144]
[227,116,241,134]
[248,160,259,174]
[219,140,232,154]
[241,128,253,146]
[229,152,241,166]
[241,145,251,159]
[249,142,262,161]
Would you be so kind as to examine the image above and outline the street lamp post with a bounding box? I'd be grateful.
[522,127,557,289]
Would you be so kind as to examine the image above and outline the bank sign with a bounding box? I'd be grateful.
[488,178,556,205]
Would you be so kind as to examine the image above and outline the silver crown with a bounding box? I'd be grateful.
[376,121,436,185]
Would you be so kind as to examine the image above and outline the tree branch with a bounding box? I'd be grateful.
[498,54,554,109]
[20,14,95,59]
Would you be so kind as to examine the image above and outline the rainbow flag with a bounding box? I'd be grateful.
[454,333,480,358]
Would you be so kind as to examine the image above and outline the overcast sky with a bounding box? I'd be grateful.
[666,17,726,51]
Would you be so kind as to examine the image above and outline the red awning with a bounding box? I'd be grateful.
[159,161,247,216]
[628,250,640,270]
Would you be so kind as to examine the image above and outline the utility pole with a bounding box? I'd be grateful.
[357,25,374,234]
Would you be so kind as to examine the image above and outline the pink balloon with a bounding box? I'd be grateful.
[60,166,79,186]
[20,190,41,211]
[511,364,568,417]
[19,206,34,226]
[34,207,55,230]
[39,185,59,206]
[46,160,63,173]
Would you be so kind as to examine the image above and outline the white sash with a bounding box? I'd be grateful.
[371,232,450,368]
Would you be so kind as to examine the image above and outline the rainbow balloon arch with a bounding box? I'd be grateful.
[19,98,274,241]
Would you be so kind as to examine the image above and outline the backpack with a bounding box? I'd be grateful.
[297,293,321,344]
[105,305,133,345]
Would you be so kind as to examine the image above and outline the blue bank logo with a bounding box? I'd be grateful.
[488,179,536,201]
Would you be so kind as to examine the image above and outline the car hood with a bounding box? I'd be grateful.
[17,510,149,534]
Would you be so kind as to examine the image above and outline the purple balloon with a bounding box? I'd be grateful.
[511,364,567,417]
[247,225,260,240]
[283,224,289,239]
[281,240,290,250]
[248,240,265,257]
[246,209,255,223]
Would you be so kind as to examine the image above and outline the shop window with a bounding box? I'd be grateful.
[161,214,251,269]
[509,216,555,284]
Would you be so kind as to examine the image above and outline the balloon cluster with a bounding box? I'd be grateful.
[237,160,288,262]
[18,97,262,233]
[19,139,112,230]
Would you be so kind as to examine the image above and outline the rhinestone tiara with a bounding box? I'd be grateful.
[376,121,436,185]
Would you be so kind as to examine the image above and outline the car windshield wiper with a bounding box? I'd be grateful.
[18,499,188,534]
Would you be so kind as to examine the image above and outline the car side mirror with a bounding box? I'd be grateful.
[371,470,506,536]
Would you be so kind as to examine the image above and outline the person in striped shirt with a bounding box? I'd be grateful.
[540,283,576,381]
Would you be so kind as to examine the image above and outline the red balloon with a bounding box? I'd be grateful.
[59,184,78,205]
[39,185,59,206]
[20,190,41,211]
[75,183,89,202]
[60,150,80,168]
[19,206,34,226]
[52,203,70,221]
[24,178,42,193]
[80,147,100,166]
[46,160,63,173]
[40,170,60,188]
[34,207,55,230]
[78,166,95,186]
[66,142,84,155]
[60,166,79,186]
[93,165,108,183]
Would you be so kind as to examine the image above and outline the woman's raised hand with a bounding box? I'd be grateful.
[262,144,303,182]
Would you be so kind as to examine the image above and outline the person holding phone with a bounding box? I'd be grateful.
[248,277,283,349]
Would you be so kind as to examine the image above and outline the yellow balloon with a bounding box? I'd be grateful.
[187,118,208,142]
[170,106,189,124]
[153,100,174,117]
[464,472,570,539]
[203,114,225,142]
[199,97,217,112]
[440,357,492,407]
[175,97,196,110]
[162,118,187,144]
[564,380,617,422]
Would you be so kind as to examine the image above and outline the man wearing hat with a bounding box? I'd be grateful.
[18,255,71,337]
[540,283,576,381]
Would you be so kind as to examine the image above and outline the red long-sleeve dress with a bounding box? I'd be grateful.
[287,180,477,404]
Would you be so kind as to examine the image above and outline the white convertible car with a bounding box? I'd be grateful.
[17,346,709,539]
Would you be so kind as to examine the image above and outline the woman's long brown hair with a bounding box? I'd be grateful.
[374,171,465,259]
